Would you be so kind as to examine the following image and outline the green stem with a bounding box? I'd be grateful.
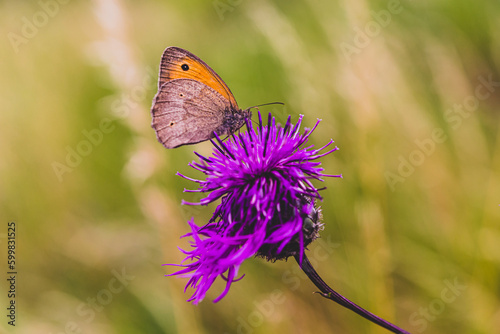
[294,253,411,334]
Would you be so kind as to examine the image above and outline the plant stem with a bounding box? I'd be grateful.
[294,253,411,334]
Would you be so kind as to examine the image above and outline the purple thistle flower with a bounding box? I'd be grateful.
[166,112,341,304]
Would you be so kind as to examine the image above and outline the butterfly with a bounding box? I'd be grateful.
[150,47,252,149]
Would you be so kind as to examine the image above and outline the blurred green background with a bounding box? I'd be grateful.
[1,0,499,333]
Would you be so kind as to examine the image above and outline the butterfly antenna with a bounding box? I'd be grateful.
[247,101,285,110]
[246,102,285,126]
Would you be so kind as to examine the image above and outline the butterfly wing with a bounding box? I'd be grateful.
[151,78,232,149]
[157,47,239,110]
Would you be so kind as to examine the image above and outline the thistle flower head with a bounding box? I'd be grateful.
[167,112,341,304]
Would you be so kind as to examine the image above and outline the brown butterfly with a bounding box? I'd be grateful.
[150,47,251,149]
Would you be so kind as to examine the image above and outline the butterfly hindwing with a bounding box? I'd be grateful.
[151,79,232,149]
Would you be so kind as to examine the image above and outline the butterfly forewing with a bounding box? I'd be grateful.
[158,47,239,109]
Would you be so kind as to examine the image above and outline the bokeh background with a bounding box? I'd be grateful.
[1,0,500,333]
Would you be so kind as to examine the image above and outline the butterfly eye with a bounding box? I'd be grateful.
[181,64,189,71]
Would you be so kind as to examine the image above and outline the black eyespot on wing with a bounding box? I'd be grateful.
[181,64,189,71]
[169,121,175,127]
